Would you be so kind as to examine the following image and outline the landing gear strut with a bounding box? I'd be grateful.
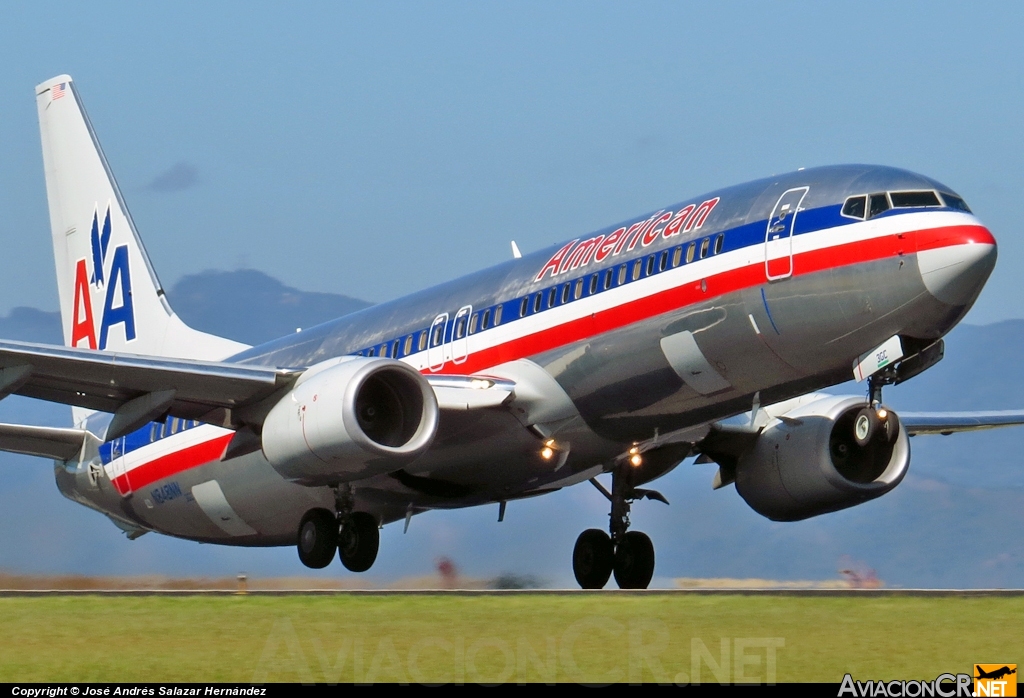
[572,460,658,589]
[862,368,900,446]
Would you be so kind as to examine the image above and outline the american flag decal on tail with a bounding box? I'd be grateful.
[52,83,66,100]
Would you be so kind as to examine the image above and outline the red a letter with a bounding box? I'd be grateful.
[535,240,579,281]
[71,259,97,349]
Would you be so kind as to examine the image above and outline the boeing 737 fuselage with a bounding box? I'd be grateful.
[0,75,1013,589]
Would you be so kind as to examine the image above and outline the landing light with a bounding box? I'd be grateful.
[541,447,554,460]
[876,408,888,421]
[630,454,643,467]
[470,379,494,390]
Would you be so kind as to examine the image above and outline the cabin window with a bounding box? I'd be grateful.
[561,283,570,304]
[454,315,467,340]
[380,343,390,358]
[618,265,627,285]
[659,251,668,271]
[686,242,696,263]
[890,190,941,208]
[941,192,971,212]
[493,305,503,325]
[481,309,491,330]
[418,331,427,352]
[604,270,613,290]
[367,347,375,357]
[574,279,584,299]
[672,246,682,267]
[520,298,529,317]
[699,238,710,259]
[404,335,414,355]
[842,195,866,219]
[548,288,558,308]
[589,274,598,295]
[645,255,655,277]
[431,323,445,347]
[868,193,890,218]
[469,313,479,335]
[714,234,724,255]
[533,293,542,314]
[631,260,642,281]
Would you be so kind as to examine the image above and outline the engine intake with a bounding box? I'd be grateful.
[734,395,909,521]
[262,357,439,485]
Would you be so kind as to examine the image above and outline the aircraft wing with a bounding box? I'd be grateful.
[0,339,297,438]
[0,339,520,449]
[897,410,1024,435]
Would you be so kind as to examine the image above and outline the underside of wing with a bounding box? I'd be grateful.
[898,410,1024,435]
[0,339,297,437]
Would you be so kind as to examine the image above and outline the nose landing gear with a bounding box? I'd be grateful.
[572,460,664,589]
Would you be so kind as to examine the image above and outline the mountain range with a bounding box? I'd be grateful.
[0,269,1021,588]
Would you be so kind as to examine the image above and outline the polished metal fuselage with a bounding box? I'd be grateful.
[55,164,995,545]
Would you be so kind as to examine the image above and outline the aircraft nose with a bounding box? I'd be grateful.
[917,227,997,307]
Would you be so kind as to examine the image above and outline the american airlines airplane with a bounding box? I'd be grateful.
[2,75,1021,589]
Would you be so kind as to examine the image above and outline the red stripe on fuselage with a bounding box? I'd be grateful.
[435,223,992,375]
[112,433,233,496]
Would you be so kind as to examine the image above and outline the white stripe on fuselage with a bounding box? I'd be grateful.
[396,210,981,372]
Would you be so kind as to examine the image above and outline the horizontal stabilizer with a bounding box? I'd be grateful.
[0,422,95,461]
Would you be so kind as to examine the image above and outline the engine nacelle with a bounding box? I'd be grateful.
[734,395,910,521]
[262,357,439,485]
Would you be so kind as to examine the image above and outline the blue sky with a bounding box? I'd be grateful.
[1,2,1023,323]
[2,3,1024,586]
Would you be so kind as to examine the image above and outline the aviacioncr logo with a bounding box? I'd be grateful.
[70,204,136,350]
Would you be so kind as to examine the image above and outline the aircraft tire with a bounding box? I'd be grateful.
[613,531,655,589]
[853,407,879,447]
[297,508,338,569]
[882,411,900,445]
[338,512,380,572]
[573,528,614,589]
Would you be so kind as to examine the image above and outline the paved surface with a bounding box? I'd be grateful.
[1,588,1022,597]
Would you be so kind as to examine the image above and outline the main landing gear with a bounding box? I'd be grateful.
[573,458,663,589]
[296,485,380,572]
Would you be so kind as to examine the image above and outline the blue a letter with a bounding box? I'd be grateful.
[99,245,136,349]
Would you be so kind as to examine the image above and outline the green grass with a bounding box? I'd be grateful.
[0,594,1019,683]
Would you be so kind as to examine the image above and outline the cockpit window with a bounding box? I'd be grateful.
[890,191,941,208]
[868,193,890,218]
[841,195,866,219]
[941,192,972,213]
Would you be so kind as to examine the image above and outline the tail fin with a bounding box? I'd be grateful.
[35,75,247,362]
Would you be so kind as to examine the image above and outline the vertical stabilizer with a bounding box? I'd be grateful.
[35,75,247,364]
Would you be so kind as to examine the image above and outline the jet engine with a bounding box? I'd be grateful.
[261,357,439,485]
[734,395,909,521]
